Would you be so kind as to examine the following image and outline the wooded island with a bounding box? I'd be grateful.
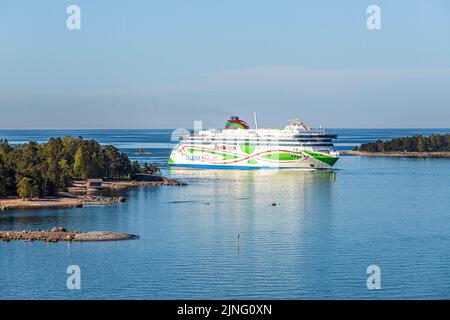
[342,133,450,157]
[0,137,175,201]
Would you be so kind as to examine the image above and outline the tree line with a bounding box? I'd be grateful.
[358,134,450,153]
[0,137,160,199]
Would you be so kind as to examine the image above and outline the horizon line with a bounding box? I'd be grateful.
[1,127,450,131]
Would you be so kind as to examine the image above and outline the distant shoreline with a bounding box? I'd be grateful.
[341,150,450,158]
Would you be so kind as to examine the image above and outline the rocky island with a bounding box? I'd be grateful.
[0,227,139,242]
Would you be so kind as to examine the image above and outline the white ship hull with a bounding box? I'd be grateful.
[169,144,339,170]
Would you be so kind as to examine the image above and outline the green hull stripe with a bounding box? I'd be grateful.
[302,150,338,166]
[181,148,338,167]
[261,153,301,160]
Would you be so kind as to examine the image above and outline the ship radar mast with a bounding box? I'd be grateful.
[253,112,259,130]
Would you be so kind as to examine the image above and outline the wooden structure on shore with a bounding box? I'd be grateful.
[86,179,103,189]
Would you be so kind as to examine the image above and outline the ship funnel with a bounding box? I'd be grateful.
[225,116,250,129]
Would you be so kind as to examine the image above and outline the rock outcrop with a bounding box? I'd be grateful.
[0,228,139,242]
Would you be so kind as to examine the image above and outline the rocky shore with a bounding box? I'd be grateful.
[0,177,186,211]
[0,194,125,211]
[0,227,139,242]
[341,150,450,158]
[68,177,187,193]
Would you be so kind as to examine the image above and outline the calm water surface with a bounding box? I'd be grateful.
[0,129,449,299]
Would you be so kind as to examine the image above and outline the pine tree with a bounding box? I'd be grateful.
[17,177,39,200]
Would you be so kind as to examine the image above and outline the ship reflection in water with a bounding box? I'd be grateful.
[167,168,336,214]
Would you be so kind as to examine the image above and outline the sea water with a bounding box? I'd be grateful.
[0,129,449,299]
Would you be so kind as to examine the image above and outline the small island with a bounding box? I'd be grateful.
[342,133,450,158]
[0,227,139,242]
[0,137,185,211]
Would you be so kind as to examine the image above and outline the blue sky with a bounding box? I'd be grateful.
[1,0,449,129]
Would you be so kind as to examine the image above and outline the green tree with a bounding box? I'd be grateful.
[41,137,66,195]
[142,163,161,175]
[73,146,89,179]
[117,153,132,178]
[17,177,39,200]
[131,161,142,177]
[103,145,121,178]
[10,142,46,197]
[359,134,450,152]
[0,140,17,196]
[0,157,7,196]
[0,136,141,197]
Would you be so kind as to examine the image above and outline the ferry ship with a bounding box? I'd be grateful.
[169,116,339,169]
